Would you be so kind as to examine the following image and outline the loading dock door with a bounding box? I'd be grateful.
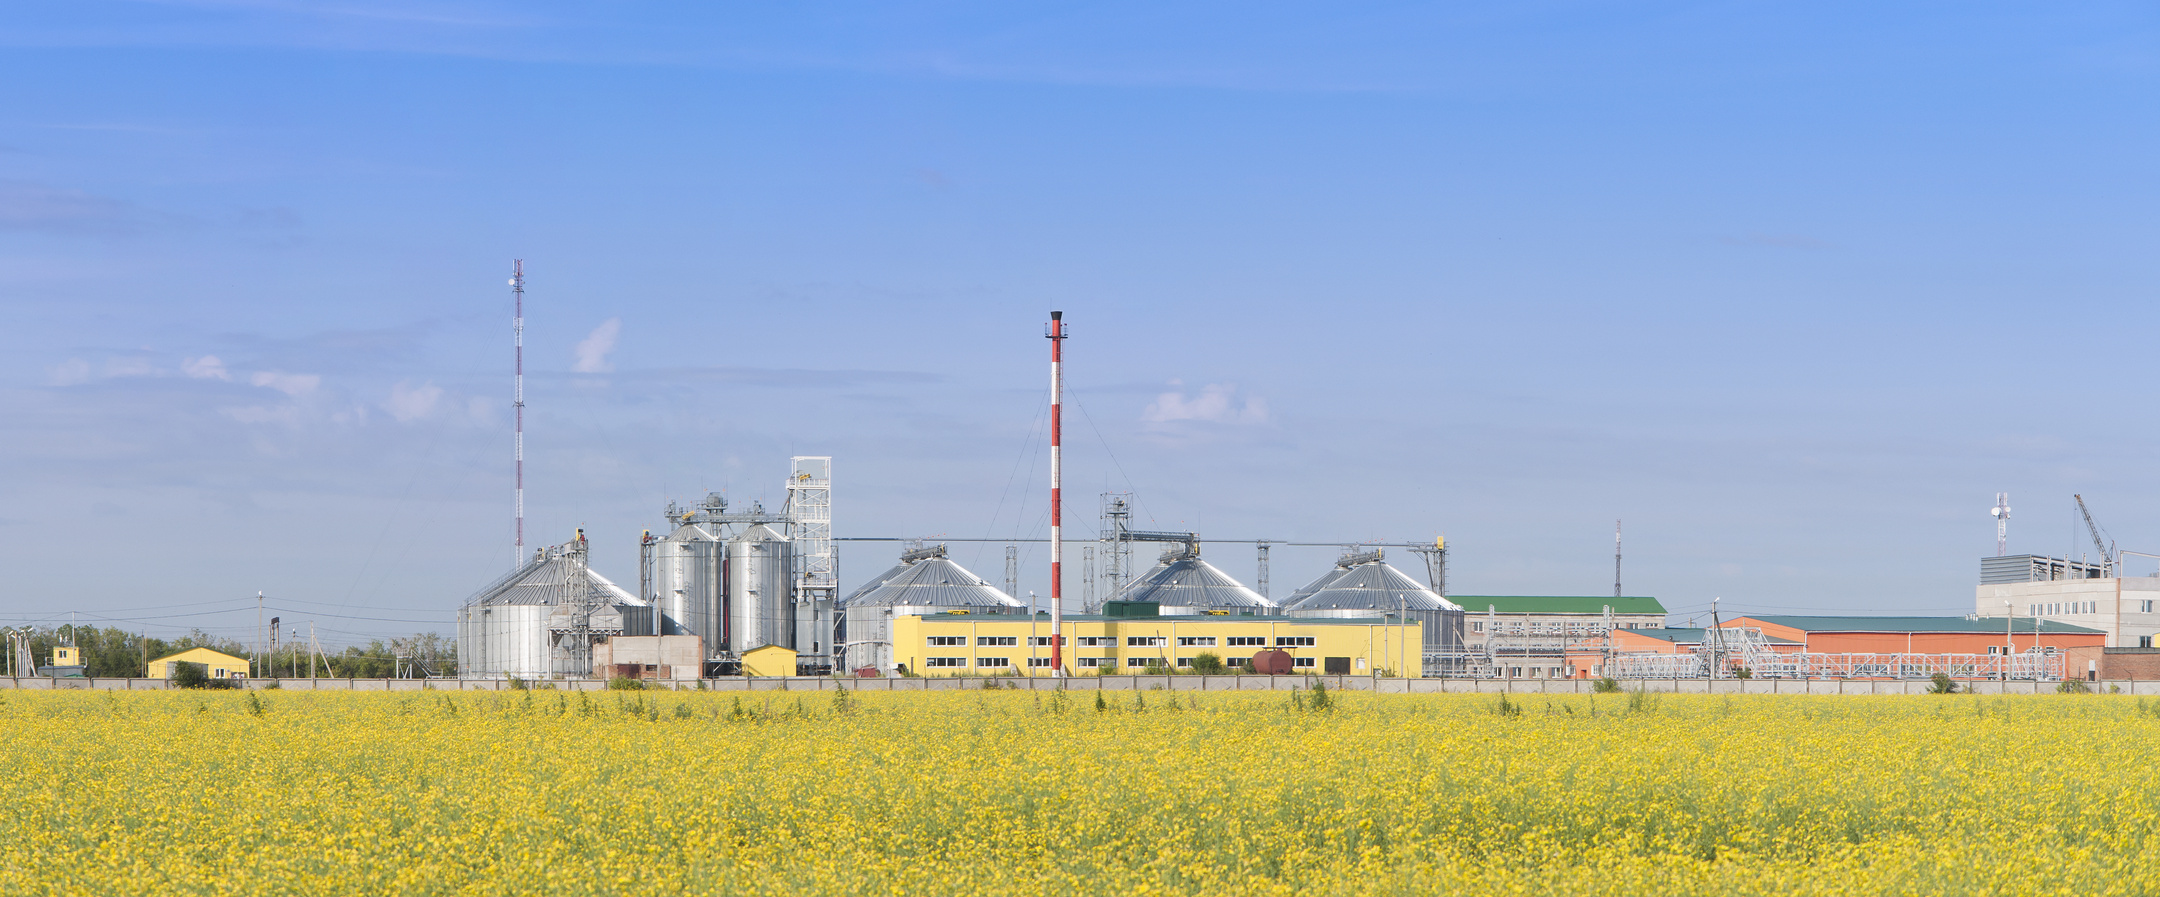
[1324,656,1351,674]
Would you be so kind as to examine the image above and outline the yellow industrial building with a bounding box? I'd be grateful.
[741,644,798,677]
[147,648,250,680]
[891,604,1423,677]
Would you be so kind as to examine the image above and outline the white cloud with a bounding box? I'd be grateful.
[104,356,157,378]
[250,370,320,396]
[221,405,300,425]
[1142,382,1270,425]
[181,355,231,380]
[572,318,621,374]
[383,381,444,422]
[47,359,92,386]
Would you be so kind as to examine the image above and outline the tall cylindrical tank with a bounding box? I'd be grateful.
[653,522,725,644]
[728,523,794,654]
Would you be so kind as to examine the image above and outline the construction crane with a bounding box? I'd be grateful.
[2074,494,2116,577]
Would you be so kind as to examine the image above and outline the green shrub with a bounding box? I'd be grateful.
[1927,673,1960,694]
[1189,652,1226,675]
[606,676,647,691]
[2057,678,2091,695]
[169,661,236,690]
[1592,677,1622,694]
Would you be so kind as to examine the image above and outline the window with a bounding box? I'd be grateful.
[1028,657,1056,667]
[1275,637,1315,647]
[1176,656,1194,667]
[1509,666,1523,677]
[926,657,967,667]
[1177,636,1217,647]
[2140,636,2154,648]
[1029,636,1064,646]
[976,657,1010,667]
[1292,657,1316,668]
[1987,646,2002,655]
[927,636,965,647]
[1127,636,1165,647]
[1471,622,1484,633]
[1126,657,1162,668]
[2144,600,2154,614]
[1224,657,1249,668]
[1227,636,1267,647]
[1077,637,1116,647]
[978,636,1017,647]
[1076,657,1118,668]
[1549,667,1563,677]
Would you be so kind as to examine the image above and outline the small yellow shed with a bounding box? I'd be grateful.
[740,644,797,678]
[148,648,250,680]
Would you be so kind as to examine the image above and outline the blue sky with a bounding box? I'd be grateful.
[4,2,2156,644]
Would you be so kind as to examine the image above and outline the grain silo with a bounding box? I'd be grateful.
[1108,542,1275,615]
[839,544,1022,673]
[1282,550,1464,674]
[456,532,651,679]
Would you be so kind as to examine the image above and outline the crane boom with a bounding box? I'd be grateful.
[2075,494,2115,575]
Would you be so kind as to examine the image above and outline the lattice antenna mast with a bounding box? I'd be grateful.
[510,260,526,568]
[1614,520,1622,599]
[1991,493,2011,558]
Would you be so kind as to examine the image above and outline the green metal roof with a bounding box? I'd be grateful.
[1731,615,2106,635]
[1455,596,1666,615]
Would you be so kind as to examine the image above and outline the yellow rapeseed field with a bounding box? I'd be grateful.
[3,685,2156,895]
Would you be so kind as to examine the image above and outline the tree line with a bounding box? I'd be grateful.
[8,625,458,679]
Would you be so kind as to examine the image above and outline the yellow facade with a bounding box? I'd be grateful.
[147,648,250,680]
[890,613,1423,677]
[741,645,798,677]
[51,645,81,668]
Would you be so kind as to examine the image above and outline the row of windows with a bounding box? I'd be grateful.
[1472,622,1638,634]
[931,655,1325,670]
[1506,666,1568,678]
[2031,601,2098,616]
[933,634,1330,647]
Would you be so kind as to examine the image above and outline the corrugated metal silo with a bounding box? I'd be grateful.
[839,545,1021,672]
[456,535,648,679]
[1109,544,1275,615]
[1284,552,1465,673]
[727,522,794,654]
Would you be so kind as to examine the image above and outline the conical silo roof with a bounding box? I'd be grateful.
[1281,565,1351,609]
[843,560,914,605]
[848,545,1023,610]
[1286,557,1459,614]
[464,540,643,609]
[1111,548,1274,613]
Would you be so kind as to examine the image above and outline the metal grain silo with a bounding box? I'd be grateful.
[652,496,728,644]
[1109,543,1275,615]
[456,533,649,679]
[1284,551,1464,673]
[727,522,794,654]
[839,545,1021,673]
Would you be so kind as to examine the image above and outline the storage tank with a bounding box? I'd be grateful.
[456,534,649,679]
[727,522,795,654]
[839,545,1022,672]
[1283,551,1464,673]
[1109,543,1275,615]
[652,505,726,643]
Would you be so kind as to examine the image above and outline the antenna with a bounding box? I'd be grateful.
[1991,493,2011,557]
[1614,520,1622,598]
[511,260,525,569]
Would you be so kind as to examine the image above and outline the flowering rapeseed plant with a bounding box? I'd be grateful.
[2,690,2153,895]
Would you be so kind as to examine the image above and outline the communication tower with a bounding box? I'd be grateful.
[1991,493,2010,557]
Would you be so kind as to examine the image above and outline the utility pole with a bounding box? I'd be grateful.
[256,591,264,679]
[1614,520,1622,599]
[1707,597,1722,679]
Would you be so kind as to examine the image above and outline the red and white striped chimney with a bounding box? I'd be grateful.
[1047,310,1066,675]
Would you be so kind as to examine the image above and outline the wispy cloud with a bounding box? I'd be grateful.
[1143,381,1269,426]
[0,180,150,235]
[250,370,321,396]
[383,380,443,422]
[181,355,231,380]
[572,318,620,374]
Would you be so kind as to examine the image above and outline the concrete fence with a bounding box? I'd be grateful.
[4,676,2160,695]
